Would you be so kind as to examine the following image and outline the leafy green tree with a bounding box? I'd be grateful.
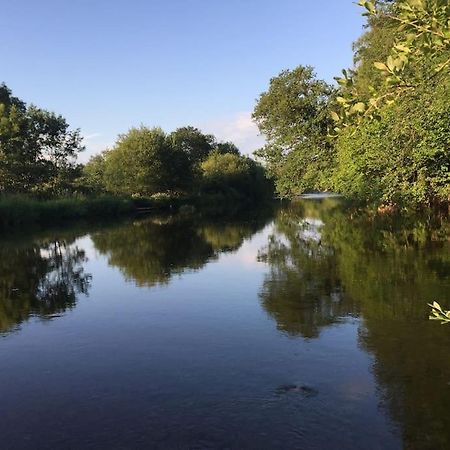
[333,0,450,129]
[0,83,84,195]
[169,126,215,166]
[214,141,240,156]
[103,126,192,196]
[351,15,397,99]
[253,66,335,197]
[81,152,108,192]
[333,78,450,206]
[252,0,449,207]
[201,151,273,200]
[201,151,250,187]
[82,124,261,198]
[330,0,450,206]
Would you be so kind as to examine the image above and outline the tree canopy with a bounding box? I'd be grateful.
[0,83,84,196]
[253,66,335,197]
[81,125,273,201]
[253,0,450,207]
[102,126,191,196]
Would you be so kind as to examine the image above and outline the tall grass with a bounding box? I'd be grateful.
[0,192,277,230]
[0,195,135,229]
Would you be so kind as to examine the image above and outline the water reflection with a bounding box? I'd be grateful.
[258,198,450,448]
[258,201,355,338]
[0,201,449,448]
[0,236,91,333]
[0,211,275,334]
[92,213,272,287]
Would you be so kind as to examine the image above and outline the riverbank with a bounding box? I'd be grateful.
[0,196,135,229]
[0,193,277,230]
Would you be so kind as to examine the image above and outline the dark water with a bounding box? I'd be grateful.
[1,199,450,449]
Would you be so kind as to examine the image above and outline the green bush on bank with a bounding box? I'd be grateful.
[333,80,450,207]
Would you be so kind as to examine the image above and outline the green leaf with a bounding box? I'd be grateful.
[407,0,425,10]
[330,111,340,122]
[374,62,389,72]
[351,102,366,113]
[394,44,411,53]
[365,1,376,14]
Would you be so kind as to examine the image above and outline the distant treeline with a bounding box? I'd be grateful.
[2,0,448,214]
[253,0,450,209]
[0,83,273,227]
[80,125,273,202]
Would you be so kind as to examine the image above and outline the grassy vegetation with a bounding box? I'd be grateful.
[0,192,278,230]
[0,196,135,229]
[0,85,274,230]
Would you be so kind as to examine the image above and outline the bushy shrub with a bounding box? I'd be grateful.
[333,79,450,207]
[201,151,273,201]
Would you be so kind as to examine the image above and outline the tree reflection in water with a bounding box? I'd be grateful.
[258,200,356,338]
[258,198,450,449]
[92,213,273,287]
[0,209,275,333]
[0,237,91,333]
[1,200,449,448]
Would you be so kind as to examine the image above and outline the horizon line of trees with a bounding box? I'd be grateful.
[2,0,448,209]
[81,125,273,201]
[0,83,273,202]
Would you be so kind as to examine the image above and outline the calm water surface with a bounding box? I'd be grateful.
[1,199,449,449]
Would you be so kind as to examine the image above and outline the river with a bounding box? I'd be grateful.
[1,198,449,449]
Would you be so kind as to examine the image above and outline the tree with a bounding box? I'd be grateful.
[333,77,450,206]
[252,66,335,197]
[169,126,215,166]
[331,0,450,206]
[333,0,450,129]
[81,152,108,192]
[0,83,84,195]
[201,151,273,200]
[214,141,240,156]
[251,1,449,207]
[103,126,192,196]
[351,14,397,99]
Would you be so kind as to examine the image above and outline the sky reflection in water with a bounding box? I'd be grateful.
[0,199,449,449]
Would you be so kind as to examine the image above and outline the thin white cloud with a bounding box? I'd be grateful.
[83,132,102,140]
[200,111,265,156]
[79,133,112,163]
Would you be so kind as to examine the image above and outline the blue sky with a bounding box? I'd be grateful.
[1,0,365,160]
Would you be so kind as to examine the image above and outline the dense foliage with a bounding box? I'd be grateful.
[334,78,450,205]
[102,127,191,196]
[0,83,84,196]
[254,0,450,208]
[83,125,273,201]
[200,151,273,201]
[253,67,335,197]
[0,84,273,216]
